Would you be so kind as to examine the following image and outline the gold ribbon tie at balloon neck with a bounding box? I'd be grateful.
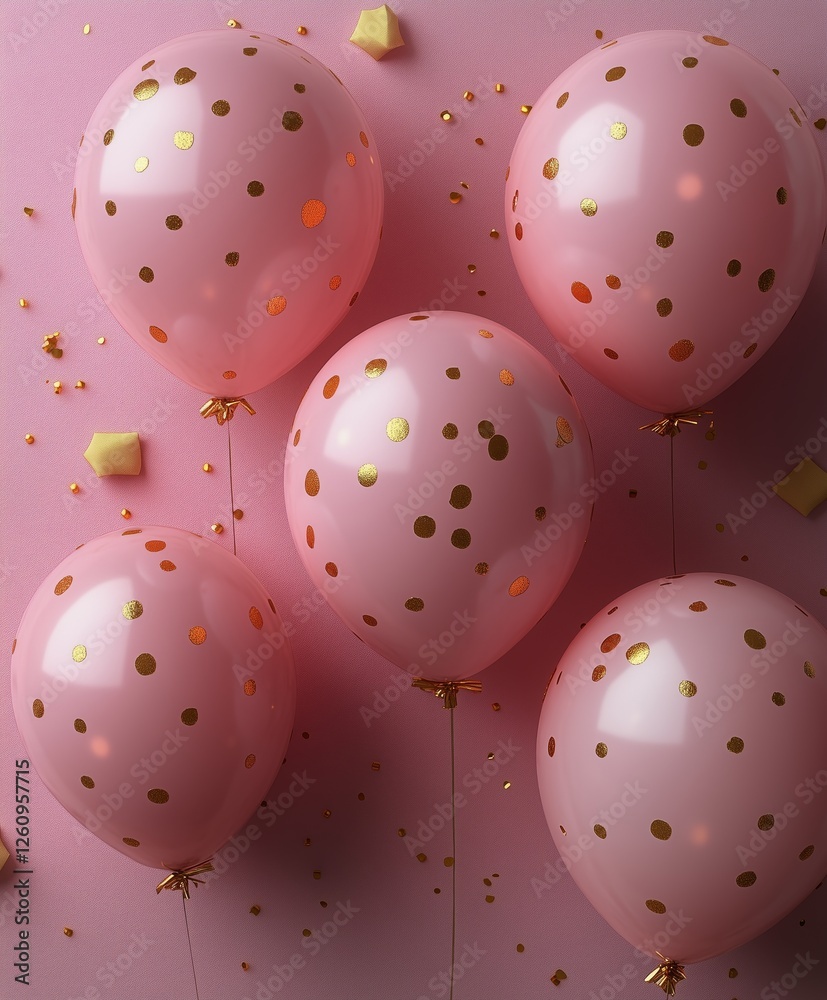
[412,677,483,710]
[645,955,687,996]
[200,397,256,426]
[640,409,713,437]
[155,860,215,899]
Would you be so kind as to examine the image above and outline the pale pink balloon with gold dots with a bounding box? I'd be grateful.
[12,526,296,873]
[507,30,826,415]
[74,29,383,399]
[284,311,594,683]
[537,572,827,968]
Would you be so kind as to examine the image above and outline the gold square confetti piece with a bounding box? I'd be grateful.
[350,4,404,60]
[772,458,827,516]
[83,432,142,477]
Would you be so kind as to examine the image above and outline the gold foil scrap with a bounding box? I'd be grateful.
[772,458,827,516]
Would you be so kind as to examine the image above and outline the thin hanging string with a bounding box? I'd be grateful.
[227,421,237,556]
[669,434,677,575]
[448,705,457,1000]
[182,894,201,1000]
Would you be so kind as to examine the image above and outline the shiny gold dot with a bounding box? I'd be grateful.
[626,642,650,664]
[656,297,673,317]
[266,295,287,316]
[249,607,264,629]
[244,754,256,769]
[514,221,523,240]
[282,111,303,132]
[104,200,117,216]
[556,416,574,444]
[571,281,592,304]
[212,99,230,116]
[135,156,149,172]
[669,339,695,362]
[478,420,495,439]
[305,469,320,496]
[775,186,789,205]
[543,157,560,180]
[359,131,369,148]
[174,67,197,85]
[181,708,198,726]
[488,435,509,460]
[135,653,156,675]
[247,180,265,197]
[387,417,409,442]
[736,871,756,887]
[656,231,674,248]
[744,343,757,359]
[139,267,154,283]
[32,699,44,718]
[475,562,489,575]
[405,598,424,612]
[592,665,606,682]
[363,615,377,627]
[223,371,237,381]
[547,737,555,757]
[173,131,194,150]
[451,528,471,549]
[727,736,745,753]
[804,661,815,678]
[605,274,621,290]
[304,525,315,549]
[243,46,257,55]
[365,358,387,378]
[149,325,168,344]
[605,66,626,82]
[580,197,597,217]
[535,507,547,521]
[55,575,73,596]
[646,899,666,914]
[188,626,207,645]
[610,121,627,139]
[757,814,774,832]
[225,251,240,267]
[744,629,766,649]
[727,259,742,277]
[772,691,786,706]
[133,79,159,101]
[683,124,705,146]
[799,845,815,861]
[556,91,569,108]
[325,562,338,578]
[508,576,530,597]
[683,56,698,67]
[122,838,140,847]
[730,98,747,118]
[446,367,461,379]
[357,464,378,487]
[145,540,166,552]
[412,516,437,539]
[689,601,708,612]
[679,680,697,698]
[594,824,607,839]
[595,742,608,758]
[147,788,169,804]
[604,348,619,359]
[651,820,672,840]
[244,679,256,696]
[758,268,775,292]
[301,199,327,228]
[80,775,95,789]
[601,633,621,653]
[159,560,176,572]
[122,600,143,620]
[322,375,340,399]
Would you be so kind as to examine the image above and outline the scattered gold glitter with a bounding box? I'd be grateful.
[475,137,484,145]
[55,576,73,596]
[757,814,774,831]
[606,274,621,290]
[247,180,265,198]
[139,267,154,283]
[387,417,410,442]
[282,111,303,131]
[225,251,239,266]
[758,268,775,292]
[656,231,674,249]
[744,629,766,649]
[32,699,44,718]
[202,463,212,473]
[449,191,462,204]
[358,464,378,487]
[249,607,264,629]
[490,229,500,238]
[495,83,505,93]
[211,523,224,533]
[80,775,95,789]
[727,736,744,753]
[571,281,592,303]
[488,435,508,460]
[535,507,547,521]
[679,680,698,697]
[97,337,105,344]
[520,104,532,114]
[580,197,597,216]
[776,186,789,205]
[442,423,459,439]
[499,369,515,386]
[325,562,338,578]
[266,295,287,316]
[19,299,28,308]
[646,899,666,914]
[626,642,650,664]
[122,600,143,620]
[736,871,756,887]
[189,626,207,645]
[305,525,315,548]
[804,661,815,678]
[594,824,607,839]
[744,343,757,358]
[133,79,159,101]
[123,838,140,847]
[243,47,258,55]
[23,206,34,216]
[451,529,471,549]
[135,653,156,676]
[405,597,424,612]
[181,708,198,726]
[592,665,606,682]
[596,742,608,758]
[365,358,387,378]
[360,131,369,148]
[683,56,698,67]
[305,469,320,496]
[703,34,729,44]
[683,124,705,146]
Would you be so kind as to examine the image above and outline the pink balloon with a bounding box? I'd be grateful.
[11,526,296,872]
[507,30,826,414]
[74,29,383,399]
[537,572,827,966]
[284,311,593,682]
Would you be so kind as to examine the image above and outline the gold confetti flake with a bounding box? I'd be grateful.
[520,104,532,114]
[202,463,212,473]
[449,191,462,204]
[651,820,672,840]
[440,110,453,122]
[211,99,230,117]
[605,66,626,82]
[736,871,756,887]
[227,18,241,27]
[495,82,505,93]
[23,206,34,216]
[211,523,223,534]
[475,137,484,145]
[646,899,666,914]
[25,434,35,444]
[19,298,28,308]
[595,742,608,758]
[69,482,79,493]
[679,680,697,697]
[97,337,105,345]
[492,702,501,711]
[463,90,474,101]
[297,25,308,35]
[489,228,500,238]
[64,926,74,936]
[727,736,744,753]
[74,381,85,389]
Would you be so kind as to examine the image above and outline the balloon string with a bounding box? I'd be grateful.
[670,433,677,575]
[449,704,457,1000]
[182,894,201,1000]
[228,421,237,557]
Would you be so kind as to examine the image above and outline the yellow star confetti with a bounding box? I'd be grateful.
[350,4,404,60]
[773,458,827,516]
[83,432,142,477]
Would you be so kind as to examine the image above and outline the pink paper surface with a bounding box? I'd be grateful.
[1,2,825,998]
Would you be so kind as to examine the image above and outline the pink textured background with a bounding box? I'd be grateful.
[1,2,825,998]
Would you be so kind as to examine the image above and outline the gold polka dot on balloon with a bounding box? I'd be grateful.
[165,215,183,230]
[325,562,338,577]
[594,824,607,839]
[736,871,756,888]
[323,375,340,399]
[123,600,143,620]
[475,562,489,575]
[358,464,378,486]
[547,736,556,757]
[80,775,95,789]
[727,736,745,754]
[605,66,626,82]
[714,579,736,586]
[105,201,117,216]
[55,576,73,596]
[249,607,264,629]
[580,198,597,216]
[703,34,728,44]
[135,653,156,675]
[306,526,315,548]
[363,615,377,627]
[571,281,592,304]
[223,370,237,380]
[135,156,149,172]
[514,222,523,240]
[443,423,459,439]
[387,418,409,442]
[133,79,159,100]
[601,633,621,653]
[535,507,547,521]
[556,416,574,443]
[804,661,815,678]
[610,122,627,139]
[556,92,569,108]
[727,259,741,277]
[103,129,114,145]
[542,158,559,180]
[225,251,239,266]
[244,679,256,696]
[604,348,619,359]
[799,845,815,861]
[743,344,757,359]
[626,642,650,664]
[772,692,786,706]
[592,665,606,682]
[346,152,356,167]
[451,529,471,549]
[606,274,621,290]
[488,435,509,460]
[139,267,154,283]
[145,540,166,552]
[595,742,608,758]
[651,820,672,840]
[499,369,515,386]
[645,899,666,914]
[247,180,265,197]
[405,598,425,612]
[446,367,461,380]
[478,328,493,339]
[478,420,495,439]
[683,124,705,146]
[32,699,44,718]
[188,626,207,645]
[282,111,303,131]
[757,814,774,831]
[365,359,387,378]
[450,485,472,509]
[243,47,257,56]
[509,576,530,597]
[267,295,287,315]
[173,131,194,150]
[669,339,695,362]
[776,187,788,205]
[758,268,775,292]
[744,629,766,649]
[359,130,369,148]
[683,56,698,68]
[212,99,230,116]
[329,275,342,290]
[414,516,436,538]
[301,199,327,228]
[656,231,674,249]
[181,708,198,726]
[656,298,673,317]
[174,67,197,85]
[689,601,708,612]
[245,754,256,769]
[147,788,169,804]
[150,325,168,343]
[122,837,140,847]
[679,680,697,698]
[305,470,320,496]
[730,98,747,118]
